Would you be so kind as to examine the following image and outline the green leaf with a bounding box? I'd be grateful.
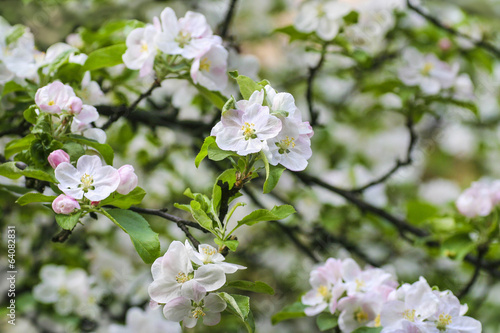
[234,74,262,100]
[222,95,236,115]
[0,162,56,182]
[173,203,191,213]
[316,313,338,331]
[5,25,25,45]
[195,136,215,168]
[351,328,383,333]
[83,44,127,71]
[238,205,296,226]
[2,80,25,96]
[4,134,36,159]
[263,165,285,194]
[47,49,75,74]
[192,82,227,109]
[61,141,85,161]
[212,168,237,216]
[406,201,439,225]
[214,238,239,252]
[271,302,307,325]
[16,193,56,206]
[190,200,214,231]
[274,25,314,42]
[441,233,475,261]
[219,293,254,332]
[23,105,38,124]
[55,211,82,230]
[207,142,238,161]
[105,209,161,264]
[226,280,275,295]
[65,134,114,165]
[343,10,359,25]
[100,187,146,209]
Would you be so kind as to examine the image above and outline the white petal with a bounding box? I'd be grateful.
[193,265,226,291]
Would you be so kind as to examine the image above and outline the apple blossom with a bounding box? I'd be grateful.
[71,104,107,143]
[455,181,494,218]
[337,293,385,332]
[55,155,120,201]
[117,165,139,195]
[185,241,246,274]
[47,149,70,169]
[190,43,228,91]
[122,24,159,77]
[162,283,226,328]
[211,91,282,156]
[35,81,77,114]
[109,307,182,333]
[156,7,221,59]
[148,241,226,305]
[52,194,80,215]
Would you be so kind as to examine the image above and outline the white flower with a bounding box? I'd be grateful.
[380,277,439,332]
[70,104,107,143]
[162,283,227,328]
[156,7,221,59]
[295,0,352,41]
[185,241,246,274]
[341,258,397,297]
[109,307,182,333]
[338,293,385,332]
[35,81,77,114]
[122,24,159,77]
[190,43,228,91]
[211,90,282,156]
[302,258,345,316]
[80,71,105,105]
[398,48,459,95]
[148,241,226,305]
[455,181,494,218]
[55,155,120,201]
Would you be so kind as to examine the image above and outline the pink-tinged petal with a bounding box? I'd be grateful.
[55,162,80,188]
[216,262,246,274]
[76,155,102,175]
[447,316,482,333]
[181,280,206,303]
[183,316,198,328]
[182,11,212,38]
[160,7,179,35]
[342,258,361,282]
[163,297,191,322]
[85,166,120,201]
[75,105,99,124]
[82,128,107,144]
[148,279,180,303]
[193,265,226,291]
[257,116,282,140]
[149,299,160,310]
[202,311,221,326]
[164,241,193,275]
[272,92,296,115]
[151,257,163,280]
[304,303,327,316]
[204,294,227,313]
[221,109,243,127]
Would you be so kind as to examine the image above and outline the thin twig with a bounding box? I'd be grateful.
[407,0,500,58]
[458,246,488,298]
[351,113,417,193]
[219,0,238,39]
[306,44,328,127]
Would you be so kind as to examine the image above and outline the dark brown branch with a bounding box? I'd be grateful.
[219,0,238,39]
[306,44,327,127]
[407,0,500,58]
[351,113,417,193]
[459,246,488,298]
[101,79,161,130]
[52,229,72,242]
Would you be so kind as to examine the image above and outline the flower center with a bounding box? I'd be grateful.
[421,62,434,75]
[403,309,416,322]
[317,285,331,300]
[436,313,452,331]
[276,136,296,154]
[354,308,369,323]
[241,122,257,140]
[175,272,190,284]
[141,41,148,53]
[317,4,326,17]
[374,314,381,327]
[48,100,55,106]
[80,173,94,191]
[192,306,206,319]
[199,57,211,72]
[175,31,192,48]
[355,278,365,291]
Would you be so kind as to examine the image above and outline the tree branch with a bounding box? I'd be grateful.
[306,44,327,127]
[219,0,238,39]
[458,245,488,298]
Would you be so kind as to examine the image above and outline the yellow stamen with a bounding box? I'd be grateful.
[436,313,452,330]
[403,309,416,322]
[192,306,206,319]
[374,314,381,327]
[175,272,190,284]
[421,62,434,75]
[354,309,369,323]
[199,57,211,72]
[241,122,257,140]
[141,42,148,53]
[80,173,94,190]
[175,31,192,48]
[48,100,55,106]
[277,136,296,154]
[355,278,365,291]
[317,285,331,299]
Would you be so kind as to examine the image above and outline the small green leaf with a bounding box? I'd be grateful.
[274,25,314,42]
[2,80,25,96]
[207,142,238,161]
[406,201,439,225]
[234,74,262,100]
[0,162,56,182]
[226,280,275,295]
[441,233,475,261]
[83,44,127,71]
[16,193,56,206]
[263,165,285,194]
[219,292,250,320]
[192,82,227,109]
[238,205,296,226]
[23,105,38,124]
[190,200,214,231]
[316,313,338,331]
[100,187,146,209]
[105,209,161,264]
[173,203,191,213]
[212,168,237,216]
[65,134,114,165]
[61,141,85,162]
[195,136,215,168]
[214,238,239,252]
[351,327,383,333]
[55,211,82,230]
[4,134,36,159]
[222,96,236,115]
[5,25,25,45]
[271,302,307,325]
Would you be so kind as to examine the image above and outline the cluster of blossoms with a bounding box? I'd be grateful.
[294,0,404,45]
[35,81,106,143]
[398,48,474,98]
[123,7,228,92]
[33,265,102,319]
[302,257,481,333]
[51,153,138,214]
[148,241,245,328]
[109,307,182,333]
[455,180,500,218]
[211,85,314,171]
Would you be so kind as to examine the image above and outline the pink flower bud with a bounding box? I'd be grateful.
[116,165,138,195]
[438,38,452,51]
[48,149,70,169]
[52,194,80,215]
[66,96,83,114]
[91,201,100,206]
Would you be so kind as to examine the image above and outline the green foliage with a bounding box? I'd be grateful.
[0,161,56,183]
[238,205,295,226]
[274,25,315,42]
[15,192,56,206]
[271,302,307,325]
[65,134,114,165]
[55,211,82,230]
[195,136,215,167]
[351,328,383,333]
[214,238,239,251]
[104,209,161,264]
[2,80,25,96]
[4,134,36,159]
[316,313,338,331]
[226,280,275,295]
[83,44,127,71]
[219,292,254,333]
[100,187,146,209]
